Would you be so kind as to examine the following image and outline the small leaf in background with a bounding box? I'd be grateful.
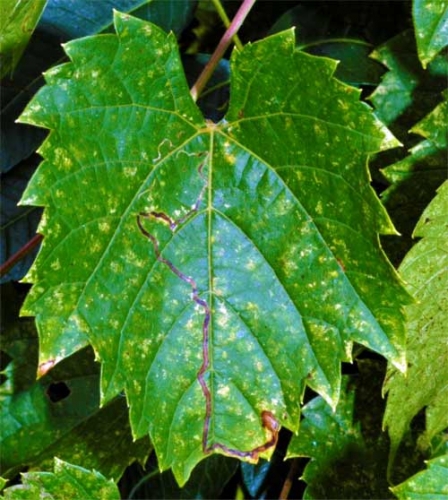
[413,0,448,69]
[123,454,238,500]
[0,320,149,480]
[287,368,390,499]
[268,3,385,89]
[380,93,448,263]
[287,360,427,499]
[383,179,448,460]
[0,0,47,79]
[369,30,447,136]
[1,158,43,283]
[2,458,120,499]
[0,477,6,491]
[18,13,411,484]
[39,0,196,40]
[391,454,448,499]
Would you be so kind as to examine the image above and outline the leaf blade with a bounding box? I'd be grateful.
[18,14,410,484]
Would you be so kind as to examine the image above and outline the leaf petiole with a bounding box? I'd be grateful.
[190,0,257,102]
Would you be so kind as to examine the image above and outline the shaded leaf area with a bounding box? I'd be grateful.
[269,3,387,89]
[412,0,448,68]
[39,0,195,41]
[384,180,448,460]
[2,458,120,500]
[0,310,149,480]
[368,31,448,265]
[391,454,448,499]
[0,0,47,79]
[121,454,238,500]
[18,13,409,484]
[1,30,58,173]
[287,360,426,499]
[182,54,230,123]
[1,157,42,283]
[369,30,447,142]
[380,94,448,265]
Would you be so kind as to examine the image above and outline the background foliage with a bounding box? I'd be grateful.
[1,0,447,498]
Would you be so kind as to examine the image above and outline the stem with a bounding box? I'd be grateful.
[190,0,257,102]
[279,458,301,500]
[211,0,243,50]
[128,469,160,499]
[0,233,42,278]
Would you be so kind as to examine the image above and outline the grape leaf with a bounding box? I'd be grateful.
[0,0,47,78]
[18,13,410,484]
[384,179,448,457]
[413,0,448,69]
[2,458,120,499]
[391,454,448,499]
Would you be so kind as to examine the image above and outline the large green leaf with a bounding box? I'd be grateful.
[18,13,410,484]
[384,180,448,458]
[413,0,448,69]
[391,454,448,499]
[2,458,119,499]
[0,0,47,78]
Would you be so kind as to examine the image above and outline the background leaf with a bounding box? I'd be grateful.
[122,454,238,500]
[39,0,196,40]
[391,454,448,499]
[384,179,448,459]
[2,458,120,499]
[412,0,448,68]
[287,363,391,499]
[18,14,410,484]
[0,301,149,480]
[0,0,47,78]
[379,93,448,264]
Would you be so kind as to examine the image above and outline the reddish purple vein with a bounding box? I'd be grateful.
[137,155,279,459]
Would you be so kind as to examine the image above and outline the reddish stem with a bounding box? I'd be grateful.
[0,233,43,278]
[190,0,257,101]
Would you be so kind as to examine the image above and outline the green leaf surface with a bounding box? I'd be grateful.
[2,458,120,499]
[384,179,448,457]
[18,13,410,484]
[391,454,448,499]
[413,0,448,68]
[0,0,47,78]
